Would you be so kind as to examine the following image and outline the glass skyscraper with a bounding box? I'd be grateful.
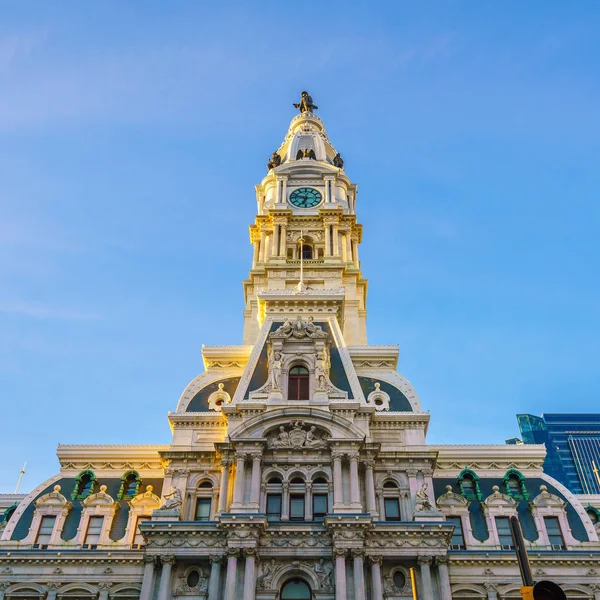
[514,413,600,494]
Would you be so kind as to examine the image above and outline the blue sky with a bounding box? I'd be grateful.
[1,2,599,493]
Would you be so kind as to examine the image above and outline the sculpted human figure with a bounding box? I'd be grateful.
[333,153,344,168]
[304,425,324,448]
[315,351,327,390]
[415,482,433,512]
[158,486,182,510]
[267,151,281,170]
[271,425,290,447]
[293,91,318,113]
[268,347,282,390]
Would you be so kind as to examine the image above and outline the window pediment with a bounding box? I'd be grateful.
[531,485,566,509]
[82,485,117,509]
[34,485,72,511]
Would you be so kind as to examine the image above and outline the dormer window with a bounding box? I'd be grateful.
[72,470,97,500]
[502,469,528,500]
[36,515,56,547]
[118,471,142,500]
[288,366,309,400]
[457,468,482,500]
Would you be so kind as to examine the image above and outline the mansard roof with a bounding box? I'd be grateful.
[6,475,164,542]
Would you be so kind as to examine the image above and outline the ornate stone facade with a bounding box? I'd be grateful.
[1,98,600,600]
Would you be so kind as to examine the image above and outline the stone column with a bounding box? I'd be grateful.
[208,555,223,600]
[231,453,246,508]
[364,460,377,517]
[325,223,331,256]
[333,225,340,256]
[218,458,232,514]
[139,555,156,600]
[281,482,290,520]
[369,556,383,600]
[345,233,352,263]
[377,491,385,519]
[281,178,288,204]
[418,556,434,600]
[249,453,262,509]
[224,549,239,600]
[259,232,267,263]
[333,454,343,508]
[271,227,279,257]
[157,555,176,600]
[436,556,452,600]
[352,235,360,268]
[251,234,260,268]
[352,549,366,600]
[349,453,361,509]
[242,548,258,600]
[279,224,287,257]
[334,548,347,600]
[305,481,313,520]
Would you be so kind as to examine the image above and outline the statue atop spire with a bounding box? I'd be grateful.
[293,91,318,113]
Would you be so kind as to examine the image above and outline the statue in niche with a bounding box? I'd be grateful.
[157,486,182,511]
[333,153,344,168]
[293,91,318,113]
[414,482,434,512]
[267,347,283,390]
[314,351,330,391]
[267,151,281,170]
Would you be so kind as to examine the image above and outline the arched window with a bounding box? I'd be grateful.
[312,475,329,521]
[457,468,482,500]
[195,480,213,521]
[381,480,401,521]
[281,579,312,600]
[118,471,142,500]
[289,475,306,521]
[72,470,97,500]
[288,366,309,400]
[503,469,528,500]
[301,245,313,260]
[266,475,283,521]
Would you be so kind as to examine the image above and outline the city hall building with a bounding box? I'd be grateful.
[1,95,600,600]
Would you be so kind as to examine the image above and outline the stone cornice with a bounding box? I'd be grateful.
[347,345,399,370]
[57,445,169,472]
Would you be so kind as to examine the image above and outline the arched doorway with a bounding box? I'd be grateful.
[281,578,312,600]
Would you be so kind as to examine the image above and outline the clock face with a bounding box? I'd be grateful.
[289,187,322,208]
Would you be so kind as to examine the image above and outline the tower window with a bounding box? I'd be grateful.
[313,494,328,521]
[446,516,465,549]
[545,516,565,549]
[301,245,313,260]
[289,494,305,521]
[267,494,282,521]
[288,366,309,400]
[495,516,514,549]
[384,498,401,521]
[36,515,56,547]
[195,498,211,521]
[85,515,104,547]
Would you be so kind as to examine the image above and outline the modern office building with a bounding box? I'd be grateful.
[515,414,600,495]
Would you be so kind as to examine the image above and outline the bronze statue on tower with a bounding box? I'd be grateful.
[293,91,318,113]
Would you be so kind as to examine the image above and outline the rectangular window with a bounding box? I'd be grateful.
[446,516,465,549]
[384,498,401,521]
[289,494,305,521]
[495,516,513,549]
[195,498,211,521]
[85,515,104,547]
[36,515,56,546]
[544,516,565,549]
[313,494,328,521]
[266,494,282,521]
[133,516,148,546]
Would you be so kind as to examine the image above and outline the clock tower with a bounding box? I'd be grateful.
[243,100,367,346]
